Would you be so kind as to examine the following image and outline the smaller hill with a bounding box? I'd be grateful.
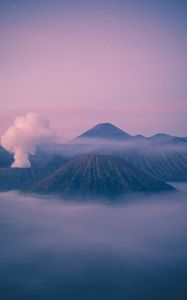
[149,133,173,143]
[0,155,68,192]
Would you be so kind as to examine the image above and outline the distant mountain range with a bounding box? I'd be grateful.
[74,122,187,145]
[0,122,186,199]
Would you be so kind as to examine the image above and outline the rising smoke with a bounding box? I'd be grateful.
[1,113,56,168]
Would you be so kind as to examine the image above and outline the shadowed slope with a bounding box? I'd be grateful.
[0,156,69,191]
[113,147,187,182]
[0,145,13,167]
[32,154,174,199]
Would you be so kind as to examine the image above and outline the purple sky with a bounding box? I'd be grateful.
[0,0,187,139]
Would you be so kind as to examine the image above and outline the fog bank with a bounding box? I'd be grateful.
[0,183,187,300]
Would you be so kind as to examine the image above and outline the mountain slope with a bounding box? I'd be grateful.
[167,137,187,146]
[149,133,173,143]
[0,145,13,167]
[32,154,174,199]
[76,123,130,140]
[0,156,68,191]
[105,146,187,182]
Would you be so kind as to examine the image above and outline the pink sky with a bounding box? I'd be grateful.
[0,8,187,139]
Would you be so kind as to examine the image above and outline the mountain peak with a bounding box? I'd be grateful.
[77,123,130,140]
[94,122,117,127]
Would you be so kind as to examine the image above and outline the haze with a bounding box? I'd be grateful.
[0,183,187,299]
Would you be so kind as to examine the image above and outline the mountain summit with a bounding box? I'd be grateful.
[77,123,130,140]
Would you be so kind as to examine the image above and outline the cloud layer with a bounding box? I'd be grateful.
[0,183,187,299]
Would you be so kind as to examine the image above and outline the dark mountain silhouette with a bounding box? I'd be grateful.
[149,133,173,143]
[149,134,187,146]
[130,134,147,141]
[76,123,130,140]
[0,145,13,167]
[0,168,55,191]
[106,146,187,182]
[0,155,68,191]
[167,137,187,146]
[30,151,69,169]
[32,154,174,199]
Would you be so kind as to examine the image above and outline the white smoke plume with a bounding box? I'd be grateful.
[1,113,56,168]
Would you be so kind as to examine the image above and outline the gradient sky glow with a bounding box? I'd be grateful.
[0,0,187,139]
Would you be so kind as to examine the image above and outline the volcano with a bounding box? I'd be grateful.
[76,123,130,140]
[32,154,174,199]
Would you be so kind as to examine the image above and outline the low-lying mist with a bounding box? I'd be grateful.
[39,139,187,159]
[0,183,187,300]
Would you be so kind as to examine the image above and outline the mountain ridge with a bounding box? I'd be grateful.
[31,154,174,199]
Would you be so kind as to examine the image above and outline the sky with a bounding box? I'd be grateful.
[0,0,187,140]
